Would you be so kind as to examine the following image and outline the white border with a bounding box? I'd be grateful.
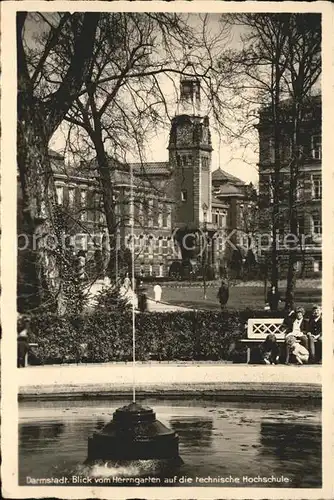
[1,2,333,499]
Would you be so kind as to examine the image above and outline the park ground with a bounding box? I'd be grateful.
[143,279,321,311]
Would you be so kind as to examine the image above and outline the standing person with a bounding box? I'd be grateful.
[307,305,322,362]
[266,285,281,312]
[138,286,148,313]
[217,279,229,310]
[17,316,30,368]
[123,272,131,291]
[153,283,162,303]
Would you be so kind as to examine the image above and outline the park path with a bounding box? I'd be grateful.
[18,363,321,401]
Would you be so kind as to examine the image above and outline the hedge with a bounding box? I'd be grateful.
[26,308,286,365]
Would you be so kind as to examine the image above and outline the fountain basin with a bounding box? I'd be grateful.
[87,402,182,462]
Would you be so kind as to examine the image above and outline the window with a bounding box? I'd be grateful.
[162,239,168,255]
[158,211,163,228]
[148,200,154,227]
[311,135,321,160]
[143,199,149,227]
[162,204,168,228]
[218,212,226,228]
[181,190,188,202]
[313,259,322,272]
[311,175,322,199]
[202,157,209,169]
[56,186,64,205]
[134,200,140,224]
[87,190,95,222]
[312,214,322,235]
[212,211,218,225]
[159,263,164,277]
[79,190,86,221]
[148,236,154,258]
[149,264,153,276]
[68,187,75,207]
[153,199,159,227]
[166,209,171,229]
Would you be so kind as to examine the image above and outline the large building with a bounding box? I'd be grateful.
[45,78,251,278]
[257,95,322,277]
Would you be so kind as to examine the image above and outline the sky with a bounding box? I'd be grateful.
[48,14,260,184]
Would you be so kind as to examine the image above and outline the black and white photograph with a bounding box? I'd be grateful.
[1,1,333,498]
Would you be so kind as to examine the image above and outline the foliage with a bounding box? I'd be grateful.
[94,285,131,313]
[26,308,285,365]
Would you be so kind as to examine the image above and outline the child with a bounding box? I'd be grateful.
[260,333,280,365]
[286,334,309,365]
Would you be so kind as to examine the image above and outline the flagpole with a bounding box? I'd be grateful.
[130,163,136,403]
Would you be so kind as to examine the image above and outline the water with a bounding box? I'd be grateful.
[19,399,321,488]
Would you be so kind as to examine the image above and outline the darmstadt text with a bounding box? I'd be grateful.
[26,474,291,486]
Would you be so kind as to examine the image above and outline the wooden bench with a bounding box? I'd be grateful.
[240,318,287,363]
[240,318,319,364]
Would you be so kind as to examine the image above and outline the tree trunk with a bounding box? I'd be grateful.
[285,106,301,311]
[17,80,62,311]
[94,137,117,276]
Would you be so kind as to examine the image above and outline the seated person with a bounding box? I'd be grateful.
[307,304,322,362]
[283,307,312,361]
[260,333,280,365]
[286,334,309,365]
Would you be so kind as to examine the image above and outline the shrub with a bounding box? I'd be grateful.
[26,308,288,364]
[94,285,131,313]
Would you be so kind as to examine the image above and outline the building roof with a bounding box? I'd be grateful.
[211,196,229,208]
[212,167,245,185]
[130,161,172,176]
[214,183,244,197]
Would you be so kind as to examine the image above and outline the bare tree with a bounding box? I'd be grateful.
[222,14,291,290]
[55,13,234,270]
[224,14,321,308]
[17,12,99,311]
[282,14,321,309]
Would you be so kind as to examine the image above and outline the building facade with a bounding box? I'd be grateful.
[45,78,251,278]
[257,96,322,277]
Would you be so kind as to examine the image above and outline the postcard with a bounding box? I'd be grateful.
[1,1,333,499]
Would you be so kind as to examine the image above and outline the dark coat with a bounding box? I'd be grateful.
[17,337,29,367]
[308,316,322,337]
[283,313,309,334]
[266,290,281,311]
[217,284,229,305]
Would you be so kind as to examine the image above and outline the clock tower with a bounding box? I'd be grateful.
[168,77,213,230]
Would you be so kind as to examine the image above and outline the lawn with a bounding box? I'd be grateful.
[145,283,321,312]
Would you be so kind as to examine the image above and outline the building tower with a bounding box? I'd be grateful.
[168,76,213,231]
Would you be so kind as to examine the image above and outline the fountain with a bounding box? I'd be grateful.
[87,402,182,464]
[85,164,182,475]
